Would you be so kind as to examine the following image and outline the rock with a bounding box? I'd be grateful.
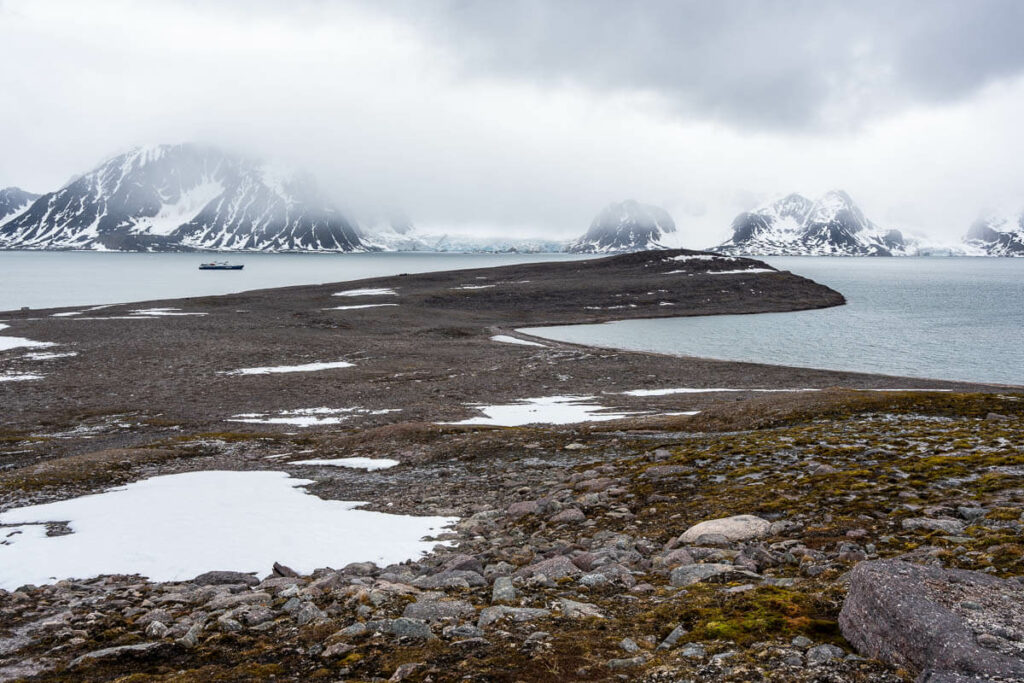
[389,662,423,681]
[386,618,435,640]
[402,598,475,623]
[205,591,271,611]
[806,643,845,664]
[192,570,259,587]
[135,608,173,627]
[69,642,167,668]
[679,643,705,658]
[584,562,636,588]
[607,655,647,669]
[514,555,582,580]
[902,518,966,534]
[412,569,487,589]
[272,562,299,578]
[295,602,327,626]
[321,642,354,658]
[440,554,485,574]
[641,465,690,480]
[176,622,205,649]
[443,624,485,639]
[144,621,168,638]
[669,563,762,587]
[657,624,688,650]
[985,412,1009,421]
[491,576,517,604]
[659,548,696,568]
[550,508,586,523]
[839,560,1024,680]
[236,604,274,627]
[678,515,772,544]
[791,635,813,649]
[507,500,539,518]
[478,606,551,628]
[558,599,605,619]
[619,637,640,653]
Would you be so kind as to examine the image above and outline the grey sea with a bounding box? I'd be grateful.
[523,256,1024,386]
[0,251,585,311]
[2,252,1021,386]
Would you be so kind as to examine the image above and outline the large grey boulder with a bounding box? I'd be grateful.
[678,515,771,544]
[839,560,1024,682]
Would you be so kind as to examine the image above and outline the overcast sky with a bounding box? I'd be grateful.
[2,0,1024,245]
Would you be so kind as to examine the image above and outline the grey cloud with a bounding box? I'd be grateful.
[396,0,1024,130]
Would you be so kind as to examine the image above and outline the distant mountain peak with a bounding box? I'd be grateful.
[0,144,369,252]
[568,200,677,253]
[714,190,903,256]
[0,187,41,227]
[965,211,1024,256]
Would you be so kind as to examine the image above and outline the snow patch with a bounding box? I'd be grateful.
[443,395,637,427]
[0,470,454,589]
[491,335,546,348]
[229,407,399,427]
[21,352,77,361]
[623,387,819,397]
[0,324,56,352]
[130,308,206,317]
[224,361,354,375]
[333,288,397,297]
[329,304,398,310]
[288,457,399,471]
[0,372,43,382]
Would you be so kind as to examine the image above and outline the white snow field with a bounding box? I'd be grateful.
[333,288,397,297]
[228,407,399,427]
[223,361,354,375]
[328,304,399,310]
[443,395,638,427]
[490,335,546,348]
[288,457,399,471]
[0,471,454,589]
[0,323,55,352]
[705,268,777,275]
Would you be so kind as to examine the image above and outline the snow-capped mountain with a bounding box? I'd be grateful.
[0,187,40,226]
[714,191,908,256]
[0,144,369,252]
[567,200,677,253]
[964,213,1024,256]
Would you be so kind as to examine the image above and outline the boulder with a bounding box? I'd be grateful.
[478,606,551,628]
[402,598,476,623]
[192,570,259,587]
[839,560,1024,681]
[514,555,582,580]
[678,515,771,544]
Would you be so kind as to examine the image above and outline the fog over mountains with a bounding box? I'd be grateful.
[0,144,366,252]
[0,144,1021,256]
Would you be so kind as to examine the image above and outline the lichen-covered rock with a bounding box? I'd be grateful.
[839,560,1024,681]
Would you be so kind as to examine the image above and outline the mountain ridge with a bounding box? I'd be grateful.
[0,144,369,252]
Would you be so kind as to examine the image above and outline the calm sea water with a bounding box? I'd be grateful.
[0,251,586,311]
[522,257,1024,386]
